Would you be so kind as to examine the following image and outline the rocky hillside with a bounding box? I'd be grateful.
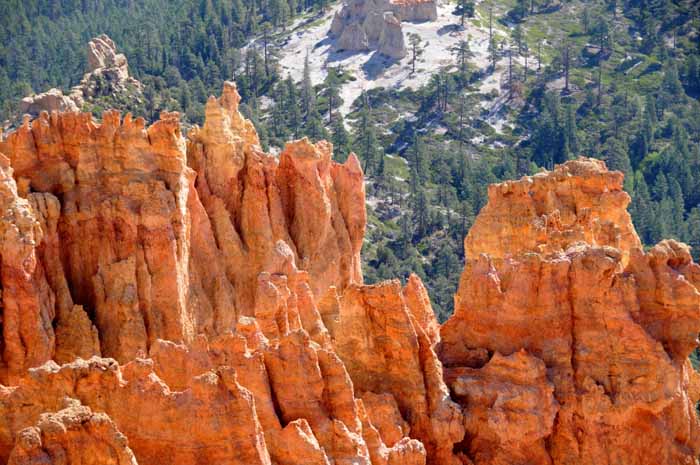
[19,34,143,118]
[0,84,698,465]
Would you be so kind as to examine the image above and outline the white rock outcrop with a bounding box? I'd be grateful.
[378,13,407,59]
[20,89,80,115]
[390,0,438,22]
[330,0,437,59]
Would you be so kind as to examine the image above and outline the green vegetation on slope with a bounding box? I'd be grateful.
[0,0,331,123]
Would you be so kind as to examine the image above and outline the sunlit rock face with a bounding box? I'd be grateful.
[389,0,438,22]
[0,83,697,465]
[0,82,441,465]
[464,158,642,263]
[329,0,436,59]
[441,158,700,465]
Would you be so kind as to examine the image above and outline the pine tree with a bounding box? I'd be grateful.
[270,81,289,141]
[269,0,291,27]
[413,187,429,239]
[457,93,469,181]
[261,23,274,77]
[304,104,327,141]
[325,67,341,123]
[458,0,468,26]
[285,76,301,138]
[301,51,315,119]
[523,43,529,82]
[331,115,351,162]
[513,23,524,54]
[355,96,379,174]
[562,41,571,94]
[662,62,683,98]
[408,33,423,74]
[685,207,700,260]
[377,148,386,177]
[452,39,472,81]
[488,5,497,72]
[603,137,632,178]
[459,200,474,245]
[631,173,653,243]
[565,105,578,156]
[582,6,591,34]
[669,179,686,238]
[410,135,430,184]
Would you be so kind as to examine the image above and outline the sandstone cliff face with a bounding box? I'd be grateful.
[0,82,460,465]
[7,400,138,465]
[441,158,700,465]
[0,87,697,465]
[464,158,642,262]
[335,280,464,465]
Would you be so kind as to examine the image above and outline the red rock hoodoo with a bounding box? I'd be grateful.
[0,84,697,465]
[441,158,700,465]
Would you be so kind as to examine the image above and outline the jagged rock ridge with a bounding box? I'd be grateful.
[0,82,459,465]
[20,35,142,117]
[0,85,697,465]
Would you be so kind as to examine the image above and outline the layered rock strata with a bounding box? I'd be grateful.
[7,400,138,465]
[390,0,438,22]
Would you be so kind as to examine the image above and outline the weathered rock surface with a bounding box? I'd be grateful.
[0,90,698,465]
[7,400,138,465]
[0,82,437,465]
[441,158,700,465]
[389,0,438,22]
[465,158,641,262]
[330,0,435,58]
[20,35,142,117]
[378,13,407,59]
[19,89,80,116]
[187,82,365,314]
[335,280,464,465]
[447,351,559,465]
[0,154,55,383]
[0,357,271,465]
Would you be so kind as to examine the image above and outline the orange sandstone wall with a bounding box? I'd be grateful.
[441,159,700,465]
[0,84,697,465]
[0,83,457,465]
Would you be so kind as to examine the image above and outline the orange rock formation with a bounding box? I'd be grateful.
[0,85,697,465]
[441,158,700,465]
